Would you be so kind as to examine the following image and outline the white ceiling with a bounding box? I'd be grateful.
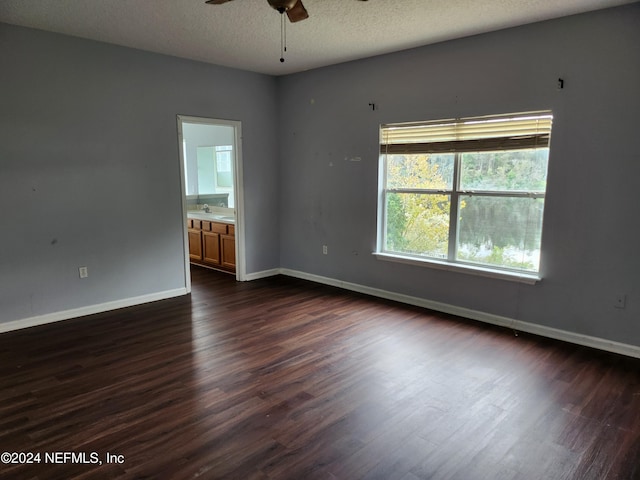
[1,0,636,76]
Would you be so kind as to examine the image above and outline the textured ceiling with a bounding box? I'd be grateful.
[1,0,636,76]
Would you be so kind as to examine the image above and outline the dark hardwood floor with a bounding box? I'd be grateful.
[1,266,639,480]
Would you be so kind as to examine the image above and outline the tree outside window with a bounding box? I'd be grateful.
[379,112,553,274]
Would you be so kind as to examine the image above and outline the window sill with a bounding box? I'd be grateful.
[373,252,541,285]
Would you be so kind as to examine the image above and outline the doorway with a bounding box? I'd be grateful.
[177,116,245,290]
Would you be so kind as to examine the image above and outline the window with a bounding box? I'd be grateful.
[215,145,233,188]
[377,111,553,278]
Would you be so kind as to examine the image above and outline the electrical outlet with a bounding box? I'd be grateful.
[322,245,328,255]
[79,266,88,279]
[614,294,626,309]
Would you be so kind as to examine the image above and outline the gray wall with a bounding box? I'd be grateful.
[0,23,280,324]
[277,4,640,346]
[2,4,639,350]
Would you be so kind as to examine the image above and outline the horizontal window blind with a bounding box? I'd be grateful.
[381,111,553,154]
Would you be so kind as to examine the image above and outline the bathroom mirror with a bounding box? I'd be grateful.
[181,121,235,209]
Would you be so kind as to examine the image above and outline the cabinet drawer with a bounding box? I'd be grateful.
[210,222,228,234]
[228,224,235,236]
[191,219,202,230]
[201,221,211,232]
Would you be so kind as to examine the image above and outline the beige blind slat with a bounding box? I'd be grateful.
[381,111,553,154]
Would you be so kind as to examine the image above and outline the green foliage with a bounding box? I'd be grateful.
[460,149,548,192]
[385,192,407,251]
[385,155,451,257]
[384,149,548,271]
[457,245,536,270]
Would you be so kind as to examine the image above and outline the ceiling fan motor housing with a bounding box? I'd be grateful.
[268,0,298,12]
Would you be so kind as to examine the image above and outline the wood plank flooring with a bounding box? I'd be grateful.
[1,266,639,479]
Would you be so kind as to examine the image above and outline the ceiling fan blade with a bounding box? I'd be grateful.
[205,0,233,4]
[286,0,309,23]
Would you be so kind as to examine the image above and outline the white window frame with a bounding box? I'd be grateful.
[374,111,553,284]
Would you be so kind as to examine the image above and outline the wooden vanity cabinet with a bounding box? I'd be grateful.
[187,219,236,273]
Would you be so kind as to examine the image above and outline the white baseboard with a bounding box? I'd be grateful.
[279,268,640,359]
[0,288,188,334]
[243,268,281,281]
[5,268,639,360]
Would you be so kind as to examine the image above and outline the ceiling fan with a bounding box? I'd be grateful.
[205,0,369,23]
[205,0,310,23]
[205,0,369,62]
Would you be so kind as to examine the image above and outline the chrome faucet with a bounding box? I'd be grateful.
[203,204,211,213]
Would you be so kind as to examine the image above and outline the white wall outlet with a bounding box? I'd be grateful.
[79,266,88,278]
[614,294,626,309]
[322,245,328,255]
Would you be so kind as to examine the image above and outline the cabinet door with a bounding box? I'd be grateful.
[210,222,228,234]
[188,229,202,261]
[202,231,221,265]
[220,234,236,270]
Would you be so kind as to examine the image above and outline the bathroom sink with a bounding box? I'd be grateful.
[214,215,235,221]
[188,212,235,222]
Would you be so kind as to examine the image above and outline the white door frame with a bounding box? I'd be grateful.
[177,115,246,291]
